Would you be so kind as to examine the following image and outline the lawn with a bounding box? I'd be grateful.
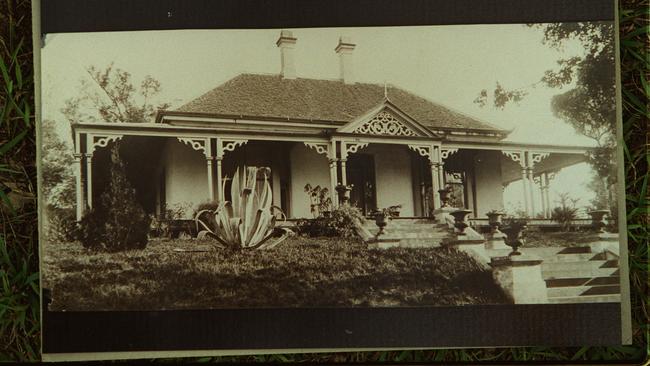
[42,236,508,311]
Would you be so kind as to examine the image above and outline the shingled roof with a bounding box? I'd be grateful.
[176,73,505,133]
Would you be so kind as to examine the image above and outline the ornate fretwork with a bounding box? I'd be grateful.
[345,142,369,155]
[408,144,432,160]
[529,152,550,166]
[177,137,207,155]
[502,150,525,167]
[440,148,458,160]
[89,134,123,154]
[353,111,417,136]
[222,139,248,153]
[304,142,330,157]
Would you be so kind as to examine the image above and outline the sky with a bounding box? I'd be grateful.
[40,24,616,213]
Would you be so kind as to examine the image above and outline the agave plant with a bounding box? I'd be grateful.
[195,166,291,250]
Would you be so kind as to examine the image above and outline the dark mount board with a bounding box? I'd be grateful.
[43,304,621,353]
[41,0,615,34]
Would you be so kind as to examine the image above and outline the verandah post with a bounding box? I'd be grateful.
[205,138,215,202]
[215,137,223,202]
[329,140,338,208]
[520,151,530,217]
[430,145,441,211]
[74,131,84,221]
[85,134,94,209]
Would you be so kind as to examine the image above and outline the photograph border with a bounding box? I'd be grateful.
[32,0,633,361]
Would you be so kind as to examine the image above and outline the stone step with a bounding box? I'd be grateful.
[368,240,441,249]
[548,294,621,304]
[542,252,609,262]
[545,276,619,288]
[380,231,449,239]
[542,264,619,279]
[547,284,620,298]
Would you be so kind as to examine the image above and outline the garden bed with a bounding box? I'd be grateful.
[42,236,508,311]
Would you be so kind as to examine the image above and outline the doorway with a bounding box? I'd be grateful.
[346,154,377,215]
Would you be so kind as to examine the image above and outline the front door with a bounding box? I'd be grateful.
[346,154,377,215]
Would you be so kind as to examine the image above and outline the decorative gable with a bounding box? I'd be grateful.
[352,110,418,136]
[336,101,439,138]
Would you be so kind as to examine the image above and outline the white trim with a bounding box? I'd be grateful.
[161,115,341,129]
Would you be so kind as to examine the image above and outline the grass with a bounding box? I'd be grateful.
[42,237,507,311]
[0,0,648,362]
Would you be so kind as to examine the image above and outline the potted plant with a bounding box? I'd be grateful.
[386,204,402,218]
[438,187,451,207]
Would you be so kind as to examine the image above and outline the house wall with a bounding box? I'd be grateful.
[289,143,330,218]
[473,150,504,217]
[161,139,209,218]
[364,144,415,217]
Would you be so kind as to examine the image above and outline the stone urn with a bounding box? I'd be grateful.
[486,211,505,234]
[335,183,353,205]
[374,211,389,237]
[502,220,528,256]
[588,210,609,233]
[438,188,451,208]
[450,209,473,236]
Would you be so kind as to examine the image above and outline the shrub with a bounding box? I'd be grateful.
[296,205,365,238]
[304,183,332,218]
[149,202,191,238]
[551,193,580,231]
[77,145,151,251]
[45,207,77,243]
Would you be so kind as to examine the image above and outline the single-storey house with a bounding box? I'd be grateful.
[70,30,590,222]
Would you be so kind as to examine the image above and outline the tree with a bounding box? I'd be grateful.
[475,23,617,175]
[41,119,75,209]
[61,63,170,124]
[77,145,151,251]
[41,119,77,242]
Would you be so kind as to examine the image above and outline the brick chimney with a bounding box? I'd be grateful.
[335,36,356,84]
[276,30,297,79]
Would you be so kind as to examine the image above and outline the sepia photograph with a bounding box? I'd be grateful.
[40,22,622,312]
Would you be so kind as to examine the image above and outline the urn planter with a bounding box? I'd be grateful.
[588,210,609,233]
[450,209,473,235]
[335,183,353,205]
[502,221,528,256]
[486,211,505,234]
[374,212,389,237]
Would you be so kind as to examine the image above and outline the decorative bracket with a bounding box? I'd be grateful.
[529,152,550,167]
[440,148,458,160]
[304,142,330,158]
[222,139,249,153]
[89,134,124,155]
[501,150,525,168]
[177,137,208,156]
[345,142,369,155]
[408,144,432,161]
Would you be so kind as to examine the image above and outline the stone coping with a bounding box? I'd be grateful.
[489,254,544,267]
